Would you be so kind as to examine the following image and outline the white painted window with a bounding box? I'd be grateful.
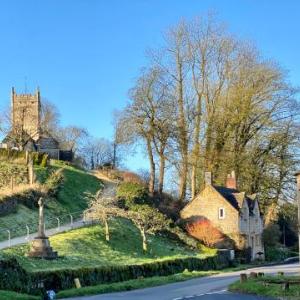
[219,208,225,219]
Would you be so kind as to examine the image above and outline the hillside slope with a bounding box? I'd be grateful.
[2,218,211,272]
[0,160,102,241]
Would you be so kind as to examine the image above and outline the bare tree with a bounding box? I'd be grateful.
[40,98,60,136]
[57,125,88,154]
[85,188,121,242]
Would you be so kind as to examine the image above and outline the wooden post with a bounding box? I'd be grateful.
[282,282,289,291]
[250,272,258,278]
[10,176,14,192]
[258,272,264,277]
[28,158,35,185]
[74,278,81,289]
[240,273,247,283]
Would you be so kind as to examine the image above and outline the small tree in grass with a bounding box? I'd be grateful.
[126,205,170,252]
[186,218,224,248]
[85,188,122,242]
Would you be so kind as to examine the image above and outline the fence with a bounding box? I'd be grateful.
[0,208,97,249]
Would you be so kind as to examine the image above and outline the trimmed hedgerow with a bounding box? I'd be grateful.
[0,253,230,295]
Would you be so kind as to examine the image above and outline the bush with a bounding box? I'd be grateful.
[31,152,49,167]
[122,172,144,184]
[43,168,64,197]
[116,182,149,208]
[263,223,281,247]
[40,154,49,168]
[264,246,291,262]
[186,218,224,248]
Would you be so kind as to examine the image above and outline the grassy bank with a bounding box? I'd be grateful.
[0,290,38,300]
[57,269,217,299]
[229,276,300,299]
[0,161,102,241]
[2,219,211,272]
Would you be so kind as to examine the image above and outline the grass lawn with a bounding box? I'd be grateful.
[0,160,102,241]
[229,276,300,299]
[56,269,217,299]
[1,219,212,272]
[0,290,39,300]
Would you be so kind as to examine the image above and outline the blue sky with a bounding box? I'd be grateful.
[0,0,299,170]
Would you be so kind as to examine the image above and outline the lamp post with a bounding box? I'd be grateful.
[294,171,300,263]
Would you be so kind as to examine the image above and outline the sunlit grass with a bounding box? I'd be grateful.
[229,275,300,299]
[2,219,210,272]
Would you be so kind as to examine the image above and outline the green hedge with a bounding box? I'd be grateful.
[0,254,230,295]
[116,182,149,208]
[0,256,28,293]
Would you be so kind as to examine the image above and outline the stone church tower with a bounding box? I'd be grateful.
[11,87,41,141]
[2,87,72,161]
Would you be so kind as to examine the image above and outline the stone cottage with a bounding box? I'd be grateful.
[180,171,264,260]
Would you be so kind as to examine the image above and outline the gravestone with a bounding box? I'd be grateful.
[28,197,58,259]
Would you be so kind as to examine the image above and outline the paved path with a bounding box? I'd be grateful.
[63,263,299,300]
[0,217,93,250]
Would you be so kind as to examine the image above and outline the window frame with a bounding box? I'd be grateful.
[218,207,225,219]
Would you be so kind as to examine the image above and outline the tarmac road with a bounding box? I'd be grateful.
[63,263,299,300]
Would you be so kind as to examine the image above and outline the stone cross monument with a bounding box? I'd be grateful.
[28,197,58,259]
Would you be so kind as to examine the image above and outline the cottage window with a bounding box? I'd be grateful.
[219,208,225,219]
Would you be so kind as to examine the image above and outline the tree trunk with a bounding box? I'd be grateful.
[178,153,188,201]
[104,219,110,242]
[140,227,147,252]
[112,142,117,169]
[191,94,202,198]
[146,137,155,196]
[177,59,188,202]
[158,152,165,195]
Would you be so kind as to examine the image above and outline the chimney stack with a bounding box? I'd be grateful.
[226,171,237,189]
[204,172,212,186]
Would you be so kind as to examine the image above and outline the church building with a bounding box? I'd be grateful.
[2,87,68,160]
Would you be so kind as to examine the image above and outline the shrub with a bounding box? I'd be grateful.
[122,172,144,184]
[186,218,224,248]
[40,154,49,168]
[43,168,64,197]
[262,223,281,247]
[264,246,291,262]
[31,152,49,167]
[116,182,149,208]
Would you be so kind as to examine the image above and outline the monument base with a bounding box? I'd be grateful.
[27,236,58,259]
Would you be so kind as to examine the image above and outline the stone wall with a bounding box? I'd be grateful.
[181,185,240,235]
